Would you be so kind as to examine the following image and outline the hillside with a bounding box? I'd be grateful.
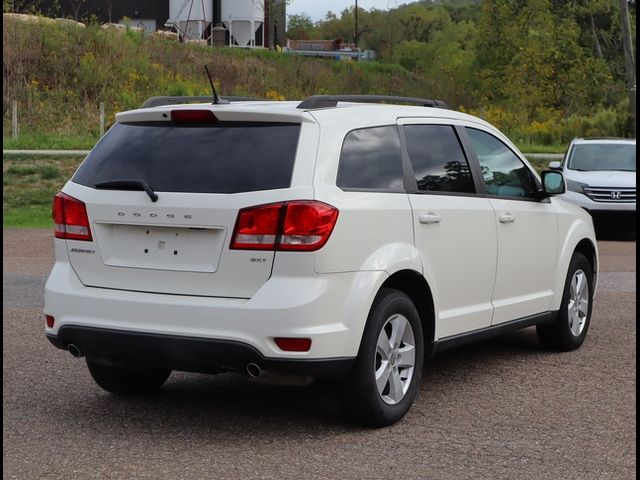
[2,11,632,150]
[3,16,437,144]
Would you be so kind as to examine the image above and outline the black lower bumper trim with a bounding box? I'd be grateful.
[47,326,355,378]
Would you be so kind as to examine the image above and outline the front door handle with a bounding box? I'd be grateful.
[419,212,441,225]
[499,213,516,224]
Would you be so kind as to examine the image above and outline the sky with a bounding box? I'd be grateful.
[287,0,412,22]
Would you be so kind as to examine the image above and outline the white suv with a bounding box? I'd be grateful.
[550,138,636,224]
[44,95,598,426]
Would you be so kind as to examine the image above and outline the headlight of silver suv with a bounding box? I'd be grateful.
[566,179,588,193]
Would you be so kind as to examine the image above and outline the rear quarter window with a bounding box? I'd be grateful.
[336,126,404,191]
[73,122,301,194]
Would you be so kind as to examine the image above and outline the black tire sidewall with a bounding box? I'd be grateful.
[555,253,594,349]
[345,289,424,427]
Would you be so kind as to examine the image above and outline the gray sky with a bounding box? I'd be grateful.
[288,0,411,21]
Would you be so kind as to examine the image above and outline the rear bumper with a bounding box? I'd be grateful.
[44,259,386,363]
[47,326,354,378]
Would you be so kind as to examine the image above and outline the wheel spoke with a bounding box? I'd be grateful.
[375,361,392,393]
[388,369,404,403]
[397,344,415,368]
[578,299,589,317]
[571,311,581,336]
[570,276,578,300]
[376,331,392,358]
[388,315,407,350]
[575,272,585,299]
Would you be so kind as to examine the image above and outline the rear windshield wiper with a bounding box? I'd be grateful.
[94,179,158,202]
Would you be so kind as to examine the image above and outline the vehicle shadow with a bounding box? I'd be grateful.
[593,223,636,241]
[64,328,550,434]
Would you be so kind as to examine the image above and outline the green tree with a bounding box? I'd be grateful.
[286,13,314,40]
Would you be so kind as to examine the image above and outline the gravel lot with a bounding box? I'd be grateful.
[3,228,636,479]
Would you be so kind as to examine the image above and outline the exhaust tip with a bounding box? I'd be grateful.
[246,363,262,378]
[67,344,82,358]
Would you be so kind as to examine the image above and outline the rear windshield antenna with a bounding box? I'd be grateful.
[204,65,221,104]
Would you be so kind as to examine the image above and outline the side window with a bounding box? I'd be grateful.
[404,125,475,193]
[337,126,404,191]
[466,127,539,199]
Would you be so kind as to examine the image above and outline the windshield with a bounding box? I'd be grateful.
[568,143,636,172]
[73,121,301,194]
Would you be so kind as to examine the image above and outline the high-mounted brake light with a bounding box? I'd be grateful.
[52,192,92,241]
[230,201,338,252]
[170,110,218,122]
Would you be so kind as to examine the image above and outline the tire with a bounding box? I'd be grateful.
[342,288,424,427]
[86,359,171,395]
[537,252,594,351]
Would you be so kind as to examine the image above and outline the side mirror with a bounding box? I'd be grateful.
[541,170,565,196]
[548,161,562,170]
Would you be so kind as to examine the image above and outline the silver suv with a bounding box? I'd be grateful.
[550,138,636,224]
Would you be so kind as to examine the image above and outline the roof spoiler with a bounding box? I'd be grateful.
[297,95,448,110]
[141,96,269,108]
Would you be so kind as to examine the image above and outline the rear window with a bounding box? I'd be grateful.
[73,122,301,193]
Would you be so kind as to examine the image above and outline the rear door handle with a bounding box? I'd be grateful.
[498,213,516,224]
[419,213,441,225]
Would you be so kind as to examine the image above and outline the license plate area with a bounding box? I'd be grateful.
[95,223,225,273]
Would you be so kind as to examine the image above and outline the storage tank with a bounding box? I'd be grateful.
[222,0,263,47]
[167,0,213,41]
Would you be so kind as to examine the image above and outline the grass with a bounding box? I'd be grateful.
[5,18,620,153]
[525,157,555,173]
[513,142,566,154]
[514,143,565,154]
[3,133,97,150]
[3,155,82,227]
[3,205,52,227]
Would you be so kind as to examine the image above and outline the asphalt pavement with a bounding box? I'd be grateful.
[3,228,636,479]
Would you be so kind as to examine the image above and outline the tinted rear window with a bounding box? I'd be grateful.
[73,122,301,193]
[336,126,404,191]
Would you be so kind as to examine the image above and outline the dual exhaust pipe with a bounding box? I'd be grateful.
[246,362,263,378]
[246,362,313,386]
[67,344,82,358]
[65,350,306,385]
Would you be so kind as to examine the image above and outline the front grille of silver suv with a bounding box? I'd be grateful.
[583,186,636,203]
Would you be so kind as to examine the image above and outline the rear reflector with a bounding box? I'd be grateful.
[45,315,55,328]
[274,337,312,352]
[171,110,218,122]
[230,201,338,252]
[52,192,92,241]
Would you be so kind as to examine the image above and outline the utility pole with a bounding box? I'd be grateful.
[354,0,358,47]
[619,0,636,136]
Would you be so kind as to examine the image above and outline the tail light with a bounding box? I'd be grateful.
[231,201,338,252]
[52,192,92,241]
